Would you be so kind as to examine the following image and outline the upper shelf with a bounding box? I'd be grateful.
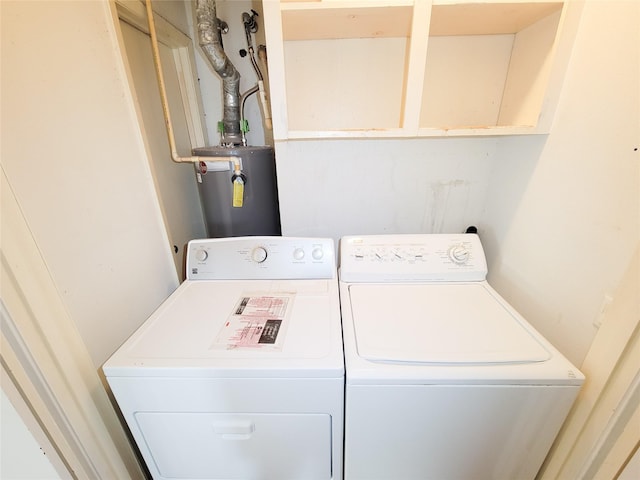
[280,1,564,38]
[263,0,582,139]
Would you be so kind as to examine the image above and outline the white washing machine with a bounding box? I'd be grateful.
[104,237,344,480]
[339,234,584,480]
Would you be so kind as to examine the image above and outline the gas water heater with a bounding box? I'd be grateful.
[194,145,281,237]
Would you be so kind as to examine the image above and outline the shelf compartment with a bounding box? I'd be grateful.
[281,3,413,132]
[420,2,564,131]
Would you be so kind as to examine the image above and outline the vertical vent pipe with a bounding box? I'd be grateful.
[196,0,242,146]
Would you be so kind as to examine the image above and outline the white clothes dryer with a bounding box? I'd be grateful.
[339,234,583,480]
[104,237,344,480]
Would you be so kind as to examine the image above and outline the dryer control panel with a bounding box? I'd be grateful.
[186,236,336,280]
[339,234,487,283]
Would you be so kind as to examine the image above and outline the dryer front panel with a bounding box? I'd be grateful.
[136,412,331,479]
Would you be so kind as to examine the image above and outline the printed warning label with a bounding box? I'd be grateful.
[213,293,294,350]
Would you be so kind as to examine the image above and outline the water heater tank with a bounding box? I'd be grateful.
[192,145,281,237]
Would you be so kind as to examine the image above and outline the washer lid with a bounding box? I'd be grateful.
[348,283,550,365]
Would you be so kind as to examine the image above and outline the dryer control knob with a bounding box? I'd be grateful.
[293,248,305,260]
[195,249,208,262]
[251,246,268,263]
[312,247,324,261]
[448,245,470,264]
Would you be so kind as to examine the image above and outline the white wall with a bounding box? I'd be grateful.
[275,138,498,238]
[1,0,179,367]
[482,0,639,366]
[264,0,639,367]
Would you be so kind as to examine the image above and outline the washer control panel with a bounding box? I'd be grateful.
[186,236,335,280]
[339,234,487,283]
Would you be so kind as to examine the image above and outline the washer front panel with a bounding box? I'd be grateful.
[349,283,550,365]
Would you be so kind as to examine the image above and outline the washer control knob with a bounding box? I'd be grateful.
[195,249,208,262]
[293,248,305,260]
[312,247,324,261]
[251,246,268,263]
[448,245,470,264]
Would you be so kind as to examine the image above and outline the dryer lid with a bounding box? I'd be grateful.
[348,283,550,365]
[103,279,344,378]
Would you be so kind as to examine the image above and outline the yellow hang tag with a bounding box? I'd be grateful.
[232,176,244,208]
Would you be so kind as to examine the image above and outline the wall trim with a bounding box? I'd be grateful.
[539,246,640,479]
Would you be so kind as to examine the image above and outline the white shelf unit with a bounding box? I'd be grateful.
[262,0,582,139]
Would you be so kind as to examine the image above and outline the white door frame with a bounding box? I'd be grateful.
[1,166,145,479]
[540,245,640,479]
[116,0,208,149]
